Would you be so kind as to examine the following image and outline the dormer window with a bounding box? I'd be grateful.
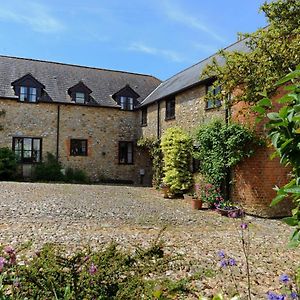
[11,73,45,103]
[75,92,86,104]
[68,81,92,104]
[120,96,133,110]
[112,84,140,111]
[20,87,37,102]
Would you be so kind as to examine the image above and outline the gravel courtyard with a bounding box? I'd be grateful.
[0,182,299,298]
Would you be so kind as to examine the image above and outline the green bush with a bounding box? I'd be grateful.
[0,241,191,299]
[0,148,17,180]
[194,120,257,187]
[65,167,88,183]
[34,153,64,182]
[161,127,193,194]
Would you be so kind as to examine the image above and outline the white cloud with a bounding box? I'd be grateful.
[0,2,64,33]
[128,42,188,63]
[160,0,226,43]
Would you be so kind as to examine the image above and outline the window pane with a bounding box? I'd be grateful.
[20,86,27,101]
[14,138,23,151]
[23,138,32,151]
[15,151,22,162]
[29,88,37,102]
[120,97,126,109]
[127,143,133,163]
[75,92,85,104]
[128,97,133,110]
[70,139,87,156]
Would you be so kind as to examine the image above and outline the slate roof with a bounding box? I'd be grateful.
[141,38,250,107]
[0,55,161,108]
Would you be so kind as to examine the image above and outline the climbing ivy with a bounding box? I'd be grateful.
[193,120,258,187]
[160,127,193,194]
[137,137,164,189]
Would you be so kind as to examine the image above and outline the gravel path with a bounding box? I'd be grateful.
[0,182,299,299]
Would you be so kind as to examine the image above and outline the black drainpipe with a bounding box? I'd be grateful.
[56,105,60,161]
[157,101,161,139]
[225,95,231,201]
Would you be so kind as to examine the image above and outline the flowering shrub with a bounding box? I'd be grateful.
[0,242,192,299]
[200,183,223,207]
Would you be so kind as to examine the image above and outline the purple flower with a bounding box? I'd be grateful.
[220,259,227,268]
[4,246,15,255]
[279,274,290,284]
[0,257,6,272]
[89,263,97,275]
[266,291,286,300]
[217,250,225,259]
[13,279,20,288]
[228,258,237,266]
[291,292,299,299]
[241,223,248,230]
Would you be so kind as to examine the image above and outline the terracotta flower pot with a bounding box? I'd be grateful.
[191,199,202,210]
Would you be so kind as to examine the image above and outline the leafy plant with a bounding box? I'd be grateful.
[0,148,17,180]
[0,240,192,299]
[194,120,258,187]
[202,0,300,106]
[137,137,163,188]
[65,167,89,184]
[200,183,223,208]
[34,152,64,182]
[255,65,300,247]
[160,127,193,194]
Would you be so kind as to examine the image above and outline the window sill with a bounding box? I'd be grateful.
[141,123,147,127]
[70,155,88,157]
[165,116,175,121]
[118,163,134,165]
[205,105,222,111]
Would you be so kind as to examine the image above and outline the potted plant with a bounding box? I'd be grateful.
[216,201,242,217]
[200,183,223,209]
[160,182,171,198]
[190,193,202,210]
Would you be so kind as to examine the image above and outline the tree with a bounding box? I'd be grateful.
[202,0,300,106]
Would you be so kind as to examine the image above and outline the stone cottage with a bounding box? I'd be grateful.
[0,37,291,217]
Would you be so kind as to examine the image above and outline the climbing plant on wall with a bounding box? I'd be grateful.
[137,137,164,189]
[160,127,193,194]
[193,120,258,188]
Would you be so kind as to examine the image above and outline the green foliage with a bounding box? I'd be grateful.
[34,153,64,182]
[202,0,300,105]
[160,127,193,194]
[0,148,17,180]
[34,153,89,183]
[194,120,257,186]
[65,167,89,184]
[200,183,223,207]
[255,65,300,247]
[137,137,164,188]
[0,241,192,299]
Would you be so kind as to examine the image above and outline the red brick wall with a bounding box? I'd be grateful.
[231,88,294,217]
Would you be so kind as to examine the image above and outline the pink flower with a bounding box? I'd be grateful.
[0,257,6,272]
[4,246,15,255]
[89,263,97,275]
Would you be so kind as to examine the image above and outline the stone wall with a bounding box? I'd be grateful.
[0,99,152,185]
[141,84,225,139]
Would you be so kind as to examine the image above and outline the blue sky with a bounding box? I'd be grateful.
[0,0,267,80]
